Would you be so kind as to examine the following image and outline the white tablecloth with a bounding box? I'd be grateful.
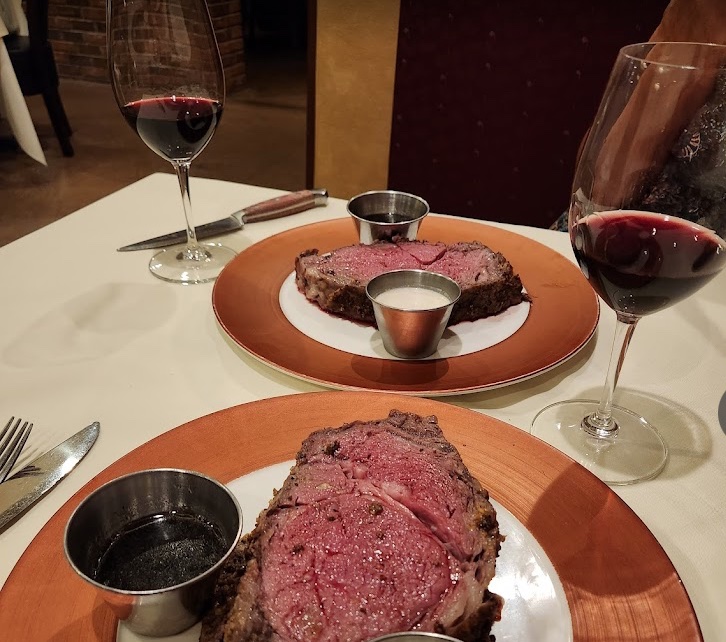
[0,1,47,166]
[0,174,724,640]
[0,0,26,35]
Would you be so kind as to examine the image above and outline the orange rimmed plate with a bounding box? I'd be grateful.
[212,217,599,395]
[0,392,701,641]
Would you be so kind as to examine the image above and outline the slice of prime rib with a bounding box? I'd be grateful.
[294,240,526,325]
[200,410,503,642]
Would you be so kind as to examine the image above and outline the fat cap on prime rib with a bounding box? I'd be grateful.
[200,410,504,642]
[295,239,525,325]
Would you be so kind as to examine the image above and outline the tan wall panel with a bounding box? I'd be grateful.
[314,0,400,200]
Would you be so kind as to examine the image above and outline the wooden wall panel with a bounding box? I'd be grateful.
[312,0,400,199]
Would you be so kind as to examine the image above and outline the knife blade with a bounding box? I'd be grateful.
[117,188,329,251]
[0,422,99,531]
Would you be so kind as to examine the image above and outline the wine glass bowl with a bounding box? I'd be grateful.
[571,210,726,320]
[107,0,236,284]
[119,96,223,165]
[532,42,726,485]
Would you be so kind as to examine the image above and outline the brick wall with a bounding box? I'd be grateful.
[48,0,246,89]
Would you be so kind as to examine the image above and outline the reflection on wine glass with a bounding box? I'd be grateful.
[107,0,236,284]
[531,42,726,485]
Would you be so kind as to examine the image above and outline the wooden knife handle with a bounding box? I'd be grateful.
[240,189,328,224]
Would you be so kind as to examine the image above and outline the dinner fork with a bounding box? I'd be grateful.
[0,417,33,483]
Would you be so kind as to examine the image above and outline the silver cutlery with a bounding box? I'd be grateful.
[117,188,329,251]
[0,422,99,530]
[0,417,33,483]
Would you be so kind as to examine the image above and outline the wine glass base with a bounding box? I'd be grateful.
[531,400,668,486]
[149,242,237,284]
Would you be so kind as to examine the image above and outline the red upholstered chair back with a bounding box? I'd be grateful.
[387,0,669,228]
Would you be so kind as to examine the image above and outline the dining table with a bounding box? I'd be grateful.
[0,172,724,642]
[0,0,47,165]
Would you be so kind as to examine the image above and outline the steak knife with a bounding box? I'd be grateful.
[117,188,329,251]
[0,422,99,531]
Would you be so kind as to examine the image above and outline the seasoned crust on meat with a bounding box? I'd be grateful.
[200,410,503,642]
[295,240,525,325]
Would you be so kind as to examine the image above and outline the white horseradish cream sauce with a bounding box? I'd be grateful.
[374,286,452,310]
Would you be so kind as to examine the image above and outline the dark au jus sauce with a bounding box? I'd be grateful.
[94,511,227,591]
[362,212,412,224]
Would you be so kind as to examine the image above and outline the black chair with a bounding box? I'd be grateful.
[4,0,74,156]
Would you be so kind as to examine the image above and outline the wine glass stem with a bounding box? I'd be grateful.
[583,315,639,438]
[173,161,209,261]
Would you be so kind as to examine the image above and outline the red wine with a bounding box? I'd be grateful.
[94,511,227,591]
[121,96,222,162]
[572,210,725,317]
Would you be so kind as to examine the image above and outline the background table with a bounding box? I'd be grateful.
[0,173,724,640]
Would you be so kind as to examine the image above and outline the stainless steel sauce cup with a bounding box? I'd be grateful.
[366,269,461,359]
[348,190,430,244]
[64,468,242,637]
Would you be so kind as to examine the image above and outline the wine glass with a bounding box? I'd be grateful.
[107,0,236,284]
[531,42,726,485]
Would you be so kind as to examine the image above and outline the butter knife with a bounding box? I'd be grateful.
[0,422,99,531]
[117,188,329,251]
